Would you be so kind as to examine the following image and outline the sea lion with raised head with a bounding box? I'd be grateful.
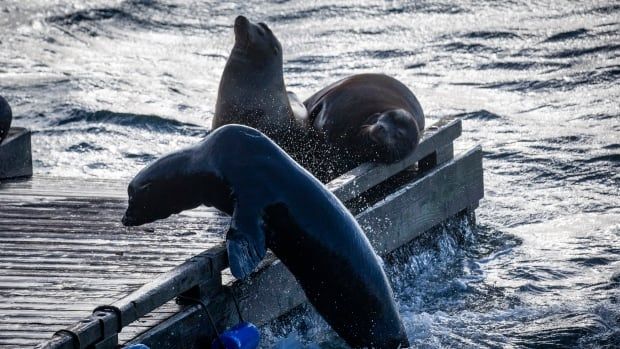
[304,74,425,178]
[212,16,308,152]
[122,125,409,348]
[0,96,12,144]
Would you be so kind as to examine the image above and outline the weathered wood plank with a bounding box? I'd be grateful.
[104,246,227,328]
[0,178,229,349]
[359,146,483,254]
[327,117,461,202]
[0,127,32,180]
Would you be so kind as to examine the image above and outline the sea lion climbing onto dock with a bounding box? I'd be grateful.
[0,96,12,144]
[304,74,425,177]
[122,125,409,348]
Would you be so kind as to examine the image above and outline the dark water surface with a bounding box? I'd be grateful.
[1,0,618,347]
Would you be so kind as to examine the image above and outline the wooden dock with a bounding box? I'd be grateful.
[0,116,483,348]
[0,177,228,348]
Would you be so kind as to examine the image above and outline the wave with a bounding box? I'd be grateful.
[588,4,620,14]
[122,151,158,163]
[267,4,377,22]
[479,66,619,92]
[398,2,467,14]
[543,28,589,42]
[441,42,501,54]
[317,27,390,37]
[46,0,226,35]
[578,113,619,121]
[510,312,608,348]
[66,142,105,153]
[53,109,207,136]
[351,49,418,59]
[546,44,620,59]
[477,61,571,71]
[581,154,620,164]
[452,31,522,40]
[453,110,502,121]
[603,144,620,150]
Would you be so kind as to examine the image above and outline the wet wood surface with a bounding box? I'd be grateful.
[0,176,230,348]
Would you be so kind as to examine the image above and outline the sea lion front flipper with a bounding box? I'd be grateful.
[288,91,309,127]
[226,204,267,279]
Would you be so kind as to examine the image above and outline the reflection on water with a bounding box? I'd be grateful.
[1,0,618,347]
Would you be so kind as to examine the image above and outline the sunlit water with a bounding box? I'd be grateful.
[1,0,618,347]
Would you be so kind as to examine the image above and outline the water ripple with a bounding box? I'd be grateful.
[53,109,207,136]
[543,28,589,43]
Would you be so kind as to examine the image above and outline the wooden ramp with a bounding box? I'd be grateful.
[0,116,482,348]
[0,177,230,348]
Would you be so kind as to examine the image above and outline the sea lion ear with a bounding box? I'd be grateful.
[226,207,267,279]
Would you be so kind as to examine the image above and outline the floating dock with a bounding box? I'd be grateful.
[0,116,483,348]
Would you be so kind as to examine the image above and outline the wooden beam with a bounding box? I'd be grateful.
[327,117,461,202]
[358,146,483,254]
[35,248,229,349]
[105,247,226,327]
[0,127,32,180]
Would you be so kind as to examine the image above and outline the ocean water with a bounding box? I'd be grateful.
[1,0,618,347]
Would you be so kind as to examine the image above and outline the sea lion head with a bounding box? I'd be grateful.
[363,109,421,163]
[232,15,283,66]
[122,150,206,227]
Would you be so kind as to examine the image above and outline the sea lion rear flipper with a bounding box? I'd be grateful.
[226,205,267,279]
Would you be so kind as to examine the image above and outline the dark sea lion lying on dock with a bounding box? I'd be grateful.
[304,74,425,175]
[212,16,308,154]
[0,96,12,144]
[122,125,409,348]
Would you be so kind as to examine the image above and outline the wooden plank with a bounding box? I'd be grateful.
[0,180,126,199]
[125,147,483,349]
[327,117,461,202]
[358,146,483,254]
[107,246,226,328]
[0,177,230,349]
[0,127,32,180]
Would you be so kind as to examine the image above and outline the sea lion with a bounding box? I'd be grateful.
[304,74,425,177]
[122,125,409,348]
[212,16,307,152]
[0,96,12,144]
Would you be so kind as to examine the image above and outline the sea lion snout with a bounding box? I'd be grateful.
[234,15,250,42]
[122,198,148,227]
[234,15,249,30]
[121,212,137,227]
[369,122,391,144]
